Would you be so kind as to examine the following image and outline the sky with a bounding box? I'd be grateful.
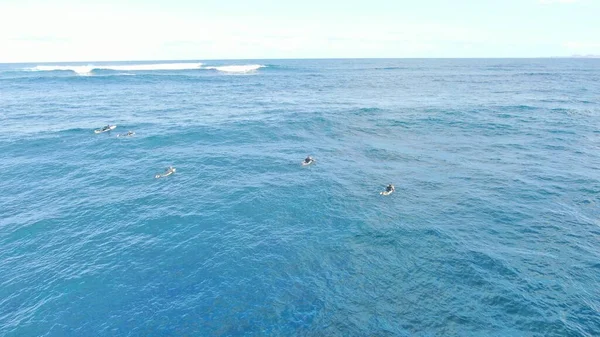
[0,0,599,62]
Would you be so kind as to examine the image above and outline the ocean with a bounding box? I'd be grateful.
[0,59,599,336]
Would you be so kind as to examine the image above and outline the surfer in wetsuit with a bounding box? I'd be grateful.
[156,166,175,178]
[386,184,394,193]
[304,156,313,164]
[118,131,134,137]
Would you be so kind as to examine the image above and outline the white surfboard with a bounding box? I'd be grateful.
[155,167,176,179]
[301,159,315,166]
[94,125,116,134]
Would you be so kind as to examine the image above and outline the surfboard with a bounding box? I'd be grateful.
[155,168,176,178]
[94,125,116,134]
[380,190,394,196]
[302,160,314,166]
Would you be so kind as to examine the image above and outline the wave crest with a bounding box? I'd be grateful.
[26,63,266,76]
[205,65,265,73]
[28,63,204,75]
[31,65,95,75]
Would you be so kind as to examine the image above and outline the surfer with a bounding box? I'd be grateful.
[302,156,314,166]
[118,131,135,137]
[380,184,395,195]
[155,166,176,179]
[95,124,116,134]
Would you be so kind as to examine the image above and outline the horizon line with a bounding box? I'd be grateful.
[1,56,599,65]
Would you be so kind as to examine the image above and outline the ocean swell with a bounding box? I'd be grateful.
[26,63,267,76]
[28,63,204,75]
[204,65,265,73]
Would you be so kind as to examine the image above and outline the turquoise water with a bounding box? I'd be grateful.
[1,59,599,336]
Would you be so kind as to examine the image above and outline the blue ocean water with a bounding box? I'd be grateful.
[1,58,599,336]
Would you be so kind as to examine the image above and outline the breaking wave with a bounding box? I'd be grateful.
[26,63,266,75]
[204,65,265,73]
[28,63,204,75]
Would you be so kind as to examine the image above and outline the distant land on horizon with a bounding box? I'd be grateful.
[547,55,600,59]
[573,54,600,58]
[570,54,600,58]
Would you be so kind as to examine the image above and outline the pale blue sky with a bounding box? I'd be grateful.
[0,0,598,62]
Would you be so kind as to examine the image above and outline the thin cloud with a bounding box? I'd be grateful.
[539,0,578,4]
[563,41,600,57]
[564,41,600,49]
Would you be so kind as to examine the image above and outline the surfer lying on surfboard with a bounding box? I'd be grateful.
[380,184,395,195]
[94,125,116,133]
[155,166,176,179]
[302,156,315,166]
[117,131,135,137]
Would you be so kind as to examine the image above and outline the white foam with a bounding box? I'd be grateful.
[28,62,204,75]
[205,65,265,73]
[104,63,203,71]
[31,65,95,75]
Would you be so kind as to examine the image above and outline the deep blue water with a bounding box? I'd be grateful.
[1,59,599,336]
